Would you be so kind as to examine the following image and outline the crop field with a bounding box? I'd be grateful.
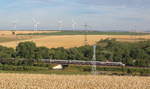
[0,30,58,43]
[17,30,150,35]
[0,35,150,48]
[0,30,58,35]
[0,73,149,89]
[0,30,150,48]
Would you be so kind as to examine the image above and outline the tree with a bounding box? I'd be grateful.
[78,45,93,61]
[97,50,113,61]
[35,47,50,60]
[52,47,68,60]
[67,48,84,60]
[16,41,36,59]
[145,47,150,54]
[0,46,15,58]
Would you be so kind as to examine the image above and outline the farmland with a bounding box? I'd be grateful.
[0,73,149,89]
[0,30,58,43]
[0,30,149,89]
[17,30,150,35]
[0,30,58,35]
[0,30,150,48]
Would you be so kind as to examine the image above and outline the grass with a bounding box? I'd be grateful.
[17,31,150,36]
[0,64,149,76]
[0,64,90,75]
[0,70,89,75]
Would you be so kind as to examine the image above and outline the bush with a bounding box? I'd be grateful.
[0,64,47,71]
[33,62,49,67]
[140,69,150,76]
[127,69,132,74]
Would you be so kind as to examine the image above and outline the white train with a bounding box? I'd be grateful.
[41,59,125,66]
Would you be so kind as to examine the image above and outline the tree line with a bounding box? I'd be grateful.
[0,39,150,67]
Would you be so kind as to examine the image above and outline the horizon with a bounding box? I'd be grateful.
[0,29,149,33]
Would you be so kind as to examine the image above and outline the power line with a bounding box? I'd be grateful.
[92,45,97,75]
[82,23,89,45]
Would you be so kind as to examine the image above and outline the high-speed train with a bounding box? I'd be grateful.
[41,59,125,66]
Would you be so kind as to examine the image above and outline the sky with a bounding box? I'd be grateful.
[0,0,150,31]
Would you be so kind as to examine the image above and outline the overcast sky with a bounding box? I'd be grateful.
[0,0,150,31]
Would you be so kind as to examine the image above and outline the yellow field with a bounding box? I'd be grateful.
[0,30,58,35]
[0,73,149,89]
[0,30,150,48]
[0,35,150,48]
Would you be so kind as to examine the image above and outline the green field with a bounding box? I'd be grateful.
[0,64,149,76]
[17,31,150,35]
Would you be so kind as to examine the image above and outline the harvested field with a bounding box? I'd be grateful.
[0,35,36,43]
[0,35,150,48]
[0,73,149,89]
[0,30,58,36]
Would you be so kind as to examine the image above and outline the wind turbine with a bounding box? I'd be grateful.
[58,20,63,31]
[32,18,40,31]
[12,20,17,30]
[72,19,77,31]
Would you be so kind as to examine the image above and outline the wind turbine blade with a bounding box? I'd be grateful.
[32,18,36,23]
[12,20,18,30]
[58,20,63,30]
[72,19,77,30]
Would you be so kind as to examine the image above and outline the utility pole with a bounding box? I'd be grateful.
[92,45,97,74]
[83,24,88,45]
